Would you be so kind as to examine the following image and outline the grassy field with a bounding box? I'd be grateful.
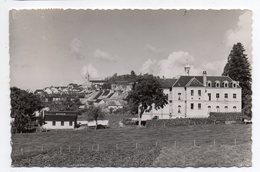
[11,124,252,167]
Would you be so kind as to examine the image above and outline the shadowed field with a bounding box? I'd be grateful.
[11,124,251,167]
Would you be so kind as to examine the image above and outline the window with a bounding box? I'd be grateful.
[233,82,237,88]
[215,81,220,88]
[216,93,220,99]
[169,100,172,103]
[191,103,194,110]
[198,90,201,96]
[191,90,194,96]
[216,106,220,112]
[166,94,169,100]
[198,103,201,110]
[169,88,172,91]
[69,121,73,126]
[208,93,211,101]
[224,106,228,112]
[233,93,237,99]
[224,81,229,88]
[224,93,228,99]
[207,81,212,87]
[52,121,56,126]
[178,93,181,100]
[233,106,237,112]
[178,105,181,114]
[61,121,64,126]
[208,106,211,112]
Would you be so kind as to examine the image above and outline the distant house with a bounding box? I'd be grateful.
[87,120,109,128]
[111,81,134,91]
[42,111,78,130]
[106,100,124,112]
[89,79,107,90]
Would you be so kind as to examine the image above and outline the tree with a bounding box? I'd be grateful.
[222,42,252,118]
[85,105,105,130]
[126,74,168,126]
[11,87,43,133]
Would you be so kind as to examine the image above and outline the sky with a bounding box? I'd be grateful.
[9,10,252,91]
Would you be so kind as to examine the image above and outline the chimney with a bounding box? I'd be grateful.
[203,71,207,87]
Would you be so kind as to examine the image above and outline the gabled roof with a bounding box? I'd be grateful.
[159,78,177,88]
[185,77,204,87]
[173,76,200,87]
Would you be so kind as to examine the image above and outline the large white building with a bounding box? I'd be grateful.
[142,70,242,120]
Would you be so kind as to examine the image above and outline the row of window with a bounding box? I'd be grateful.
[176,104,238,113]
[174,92,237,101]
[190,90,201,96]
[207,81,238,88]
[190,103,201,110]
[208,93,236,101]
[52,121,73,126]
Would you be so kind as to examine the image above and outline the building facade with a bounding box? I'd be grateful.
[42,111,78,130]
[142,71,241,120]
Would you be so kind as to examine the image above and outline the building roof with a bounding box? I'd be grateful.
[44,111,79,115]
[185,77,204,87]
[159,78,177,88]
[89,80,107,83]
[173,75,240,88]
[44,114,77,121]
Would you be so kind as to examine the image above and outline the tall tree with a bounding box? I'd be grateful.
[84,105,105,130]
[222,42,252,117]
[126,74,168,126]
[11,87,43,133]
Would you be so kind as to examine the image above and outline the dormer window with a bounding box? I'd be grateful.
[223,81,229,88]
[207,81,212,87]
[215,81,220,88]
[232,81,237,88]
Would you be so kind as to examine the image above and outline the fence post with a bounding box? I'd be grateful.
[41,145,44,152]
[135,143,138,149]
[174,141,177,148]
[97,144,99,151]
[183,155,186,166]
[213,137,216,146]
[234,138,237,145]
[21,148,23,155]
[60,146,62,154]
[78,146,81,153]
[155,141,158,147]
[69,146,71,153]
[193,139,196,147]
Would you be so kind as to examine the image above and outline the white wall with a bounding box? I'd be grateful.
[43,121,75,130]
[139,85,242,120]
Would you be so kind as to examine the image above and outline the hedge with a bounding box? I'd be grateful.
[146,118,216,128]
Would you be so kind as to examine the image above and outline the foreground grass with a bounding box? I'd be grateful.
[11,124,251,167]
[154,143,251,167]
[12,147,161,167]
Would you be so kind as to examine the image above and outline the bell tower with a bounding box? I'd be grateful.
[184,64,191,76]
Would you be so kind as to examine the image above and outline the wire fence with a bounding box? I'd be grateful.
[12,136,251,157]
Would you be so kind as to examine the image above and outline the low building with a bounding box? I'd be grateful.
[42,111,78,130]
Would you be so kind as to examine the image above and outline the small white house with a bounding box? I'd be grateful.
[43,111,78,130]
[87,120,109,127]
